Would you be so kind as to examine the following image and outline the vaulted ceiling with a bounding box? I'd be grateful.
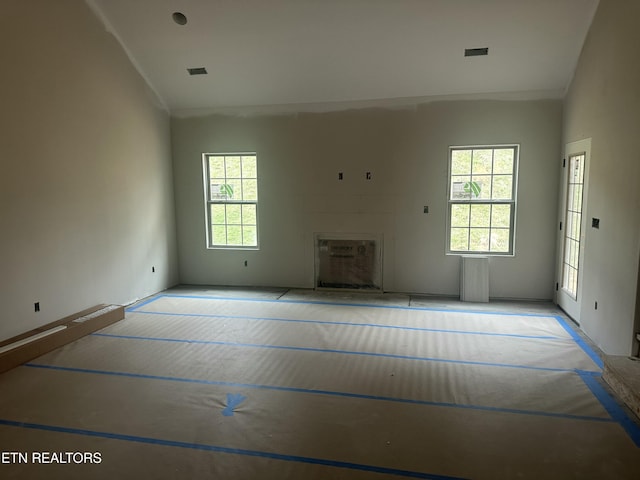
[87,0,599,113]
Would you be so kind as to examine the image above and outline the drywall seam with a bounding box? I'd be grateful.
[171,89,565,119]
[84,0,168,112]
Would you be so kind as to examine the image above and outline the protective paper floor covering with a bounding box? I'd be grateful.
[0,291,639,479]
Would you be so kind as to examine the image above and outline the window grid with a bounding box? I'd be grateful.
[204,153,258,249]
[448,146,517,255]
[561,153,585,298]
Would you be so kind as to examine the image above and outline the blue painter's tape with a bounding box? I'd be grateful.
[126,295,163,312]
[577,370,640,447]
[0,418,469,480]
[92,332,583,374]
[154,293,559,318]
[553,316,604,370]
[129,309,564,341]
[24,363,614,424]
[222,393,247,416]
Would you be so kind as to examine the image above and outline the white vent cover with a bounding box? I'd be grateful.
[460,256,489,302]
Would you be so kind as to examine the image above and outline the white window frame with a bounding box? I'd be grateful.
[446,144,519,256]
[203,152,259,250]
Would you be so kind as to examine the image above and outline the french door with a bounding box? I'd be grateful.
[556,139,590,322]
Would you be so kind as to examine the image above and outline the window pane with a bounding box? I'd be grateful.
[570,238,580,267]
[469,228,490,251]
[470,204,490,227]
[243,226,257,245]
[491,204,511,228]
[472,149,492,174]
[571,155,584,182]
[225,156,242,178]
[212,225,227,244]
[242,179,258,201]
[564,238,572,266]
[451,176,472,199]
[450,228,469,251]
[565,211,574,238]
[226,204,241,224]
[572,184,583,212]
[571,212,581,240]
[493,149,514,174]
[471,175,491,199]
[451,204,470,227]
[210,182,231,201]
[491,175,513,200]
[209,157,225,179]
[242,156,257,177]
[227,225,242,245]
[490,228,510,252]
[211,204,226,224]
[225,179,241,200]
[242,204,257,224]
[451,150,471,175]
[209,180,226,200]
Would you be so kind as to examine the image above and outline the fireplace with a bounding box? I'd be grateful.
[314,234,382,291]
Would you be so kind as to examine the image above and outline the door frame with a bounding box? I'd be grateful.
[555,138,591,323]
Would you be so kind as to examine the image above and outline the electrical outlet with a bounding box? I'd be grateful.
[244,260,248,267]
[152,266,155,273]
[34,302,40,312]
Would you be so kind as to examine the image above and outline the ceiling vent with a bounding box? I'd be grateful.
[464,47,489,57]
[187,67,208,76]
[172,12,188,25]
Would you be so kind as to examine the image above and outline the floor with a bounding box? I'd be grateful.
[0,286,638,479]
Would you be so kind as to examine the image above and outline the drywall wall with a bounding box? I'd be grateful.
[0,1,178,342]
[172,99,561,298]
[562,0,640,355]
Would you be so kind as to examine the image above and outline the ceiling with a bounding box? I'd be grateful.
[87,0,599,114]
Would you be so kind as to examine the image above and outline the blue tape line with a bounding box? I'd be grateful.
[92,332,587,374]
[130,309,564,341]
[23,363,613,424]
[553,316,604,370]
[0,418,468,480]
[143,293,559,318]
[577,371,640,447]
[126,295,162,312]
[222,393,247,416]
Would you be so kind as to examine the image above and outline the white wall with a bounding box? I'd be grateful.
[172,99,561,299]
[0,1,178,342]
[562,0,640,355]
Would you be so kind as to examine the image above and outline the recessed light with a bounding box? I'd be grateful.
[187,67,208,76]
[172,12,187,25]
[465,47,489,57]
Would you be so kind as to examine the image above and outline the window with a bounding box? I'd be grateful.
[203,153,258,248]
[447,145,518,255]
[561,152,586,298]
